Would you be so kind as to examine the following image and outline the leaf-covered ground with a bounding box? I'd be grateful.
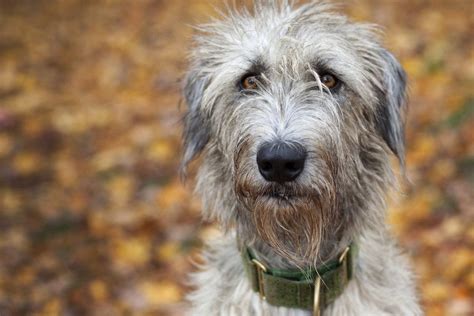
[0,0,472,315]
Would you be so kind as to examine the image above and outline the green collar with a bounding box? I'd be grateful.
[241,243,357,316]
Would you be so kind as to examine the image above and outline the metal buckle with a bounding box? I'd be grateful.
[313,246,350,316]
[313,276,321,316]
[338,246,350,264]
[338,246,351,282]
[251,258,267,300]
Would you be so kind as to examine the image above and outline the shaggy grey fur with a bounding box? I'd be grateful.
[182,1,422,315]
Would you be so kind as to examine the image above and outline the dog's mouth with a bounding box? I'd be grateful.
[264,187,298,201]
[243,183,308,203]
[268,191,292,200]
[234,171,321,206]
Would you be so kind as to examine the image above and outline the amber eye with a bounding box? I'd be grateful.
[240,74,259,90]
[320,73,339,89]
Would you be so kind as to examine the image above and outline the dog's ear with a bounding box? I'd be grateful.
[181,66,210,174]
[375,49,407,164]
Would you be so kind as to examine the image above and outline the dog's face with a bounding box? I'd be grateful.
[183,1,406,264]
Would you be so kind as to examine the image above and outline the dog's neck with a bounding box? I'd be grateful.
[236,229,354,270]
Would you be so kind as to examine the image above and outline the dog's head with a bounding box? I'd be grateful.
[182,1,406,265]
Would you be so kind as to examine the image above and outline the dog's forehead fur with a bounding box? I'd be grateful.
[192,1,387,105]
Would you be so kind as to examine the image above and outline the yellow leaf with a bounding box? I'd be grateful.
[403,57,424,77]
[17,267,35,286]
[147,139,174,162]
[429,159,456,184]
[92,147,132,172]
[106,175,135,207]
[38,298,62,316]
[441,217,464,239]
[467,270,474,289]
[1,190,21,214]
[113,237,150,268]
[423,281,450,302]
[0,134,13,157]
[89,280,108,301]
[443,248,473,281]
[156,182,189,211]
[156,242,180,262]
[140,281,181,305]
[12,152,41,174]
[407,134,437,167]
[22,117,43,136]
[54,156,78,187]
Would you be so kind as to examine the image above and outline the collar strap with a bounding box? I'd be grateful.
[241,243,357,316]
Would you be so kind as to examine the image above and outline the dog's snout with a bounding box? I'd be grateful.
[257,142,306,183]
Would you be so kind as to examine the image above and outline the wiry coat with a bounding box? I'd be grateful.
[182,1,422,315]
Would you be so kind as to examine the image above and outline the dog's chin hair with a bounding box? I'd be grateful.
[254,195,328,267]
[235,179,337,267]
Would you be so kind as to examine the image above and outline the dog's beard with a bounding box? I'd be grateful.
[254,195,326,263]
[236,177,337,266]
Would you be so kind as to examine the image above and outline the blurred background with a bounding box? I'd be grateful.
[0,0,472,315]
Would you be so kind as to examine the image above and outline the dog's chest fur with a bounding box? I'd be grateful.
[188,228,421,316]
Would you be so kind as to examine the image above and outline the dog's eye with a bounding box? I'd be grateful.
[240,74,259,90]
[320,73,339,90]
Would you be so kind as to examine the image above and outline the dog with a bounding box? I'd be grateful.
[182,1,422,315]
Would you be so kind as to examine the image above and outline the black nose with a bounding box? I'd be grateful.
[257,142,306,183]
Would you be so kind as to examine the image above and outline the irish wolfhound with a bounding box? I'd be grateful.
[182,1,422,315]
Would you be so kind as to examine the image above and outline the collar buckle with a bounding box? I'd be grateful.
[338,246,350,264]
[313,276,321,316]
[251,258,267,300]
